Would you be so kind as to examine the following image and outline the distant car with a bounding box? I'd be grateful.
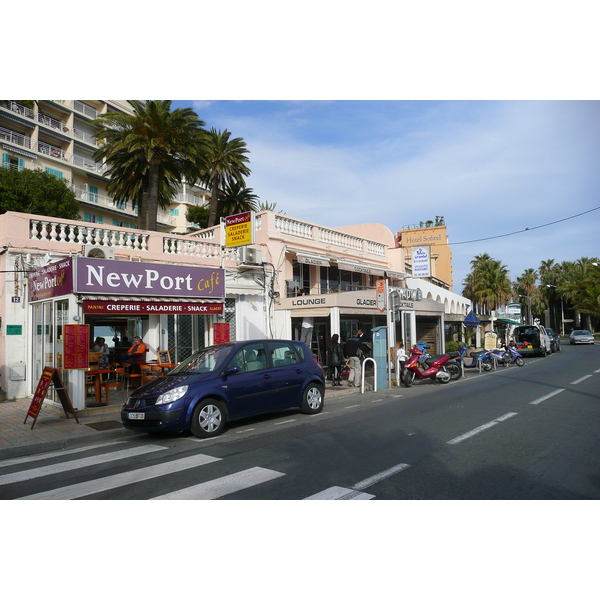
[545,328,561,352]
[121,339,325,438]
[569,330,595,345]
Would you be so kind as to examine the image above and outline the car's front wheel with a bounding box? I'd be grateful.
[190,398,226,438]
[300,383,324,414]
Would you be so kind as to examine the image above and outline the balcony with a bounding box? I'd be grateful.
[38,112,70,135]
[72,153,107,174]
[37,140,69,162]
[73,127,99,147]
[0,126,31,149]
[73,101,98,120]
[1,101,34,120]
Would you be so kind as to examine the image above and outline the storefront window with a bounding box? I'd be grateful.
[319,266,339,294]
[292,261,310,295]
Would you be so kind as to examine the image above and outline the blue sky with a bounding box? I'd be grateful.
[173,100,600,292]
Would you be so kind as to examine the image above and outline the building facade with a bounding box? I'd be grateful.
[0,100,209,233]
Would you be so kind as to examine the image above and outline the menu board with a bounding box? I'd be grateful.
[63,324,90,369]
[214,322,230,344]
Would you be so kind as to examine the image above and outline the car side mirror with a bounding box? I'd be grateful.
[223,366,240,377]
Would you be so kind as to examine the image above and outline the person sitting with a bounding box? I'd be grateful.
[120,336,147,366]
[93,336,110,369]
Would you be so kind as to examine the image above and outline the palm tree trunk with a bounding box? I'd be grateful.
[207,175,219,228]
[139,160,160,231]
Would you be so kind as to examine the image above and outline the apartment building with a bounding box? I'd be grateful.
[0,100,209,233]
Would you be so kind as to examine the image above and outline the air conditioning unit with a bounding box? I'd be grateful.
[240,247,262,264]
[84,245,115,259]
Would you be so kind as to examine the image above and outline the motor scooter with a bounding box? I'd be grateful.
[403,346,459,387]
[453,345,493,372]
[503,344,525,366]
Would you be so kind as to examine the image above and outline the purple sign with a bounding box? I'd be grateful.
[28,257,74,302]
[74,257,225,298]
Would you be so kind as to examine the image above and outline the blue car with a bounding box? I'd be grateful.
[121,339,325,438]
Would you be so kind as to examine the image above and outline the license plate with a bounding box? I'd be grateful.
[128,413,145,420]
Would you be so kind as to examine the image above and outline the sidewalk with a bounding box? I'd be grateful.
[0,379,362,460]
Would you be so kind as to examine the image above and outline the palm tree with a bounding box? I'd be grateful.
[559,258,600,329]
[462,254,511,314]
[93,100,206,231]
[201,128,251,228]
[516,268,538,324]
[218,180,259,216]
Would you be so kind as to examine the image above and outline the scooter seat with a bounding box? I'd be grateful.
[424,355,444,365]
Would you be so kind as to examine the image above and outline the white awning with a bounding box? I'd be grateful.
[337,261,386,276]
[296,252,331,267]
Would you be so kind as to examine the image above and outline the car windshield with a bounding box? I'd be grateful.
[169,345,234,375]
[573,330,590,335]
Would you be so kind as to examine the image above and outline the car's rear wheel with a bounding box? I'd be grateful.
[190,398,226,438]
[301,383,324,414]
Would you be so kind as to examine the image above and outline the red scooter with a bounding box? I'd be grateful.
[403,346,459,387]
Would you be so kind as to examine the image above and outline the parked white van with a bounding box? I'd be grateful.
[509,324,552,357]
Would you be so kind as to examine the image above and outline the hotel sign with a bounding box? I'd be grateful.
[411,246,431,278]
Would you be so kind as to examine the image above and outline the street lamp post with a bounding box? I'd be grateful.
[546,285,564,337]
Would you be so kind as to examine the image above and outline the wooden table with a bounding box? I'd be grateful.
[146,361,177,376]
[86,368,113,404]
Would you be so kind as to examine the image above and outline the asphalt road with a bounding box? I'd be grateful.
[1,342,598,500]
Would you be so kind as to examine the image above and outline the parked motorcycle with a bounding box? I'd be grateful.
[403,346,460,387]
[484,345,525,368]
[419,345,462,380]
[503,344,525,366]
[452,345,493,374]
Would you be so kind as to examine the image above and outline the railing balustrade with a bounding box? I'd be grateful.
[0,126,31,149]
[1,101,34,119]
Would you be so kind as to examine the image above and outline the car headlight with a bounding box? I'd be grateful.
[156,385,188,405]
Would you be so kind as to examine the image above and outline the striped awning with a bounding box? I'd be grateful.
[2,144,37,159]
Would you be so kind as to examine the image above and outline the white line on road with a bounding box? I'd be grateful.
[19,453,221,500]
[570,375,593,385]
[151,467,285,500]
[304,486,375,500]
[447,412,518,445]
[344,405,361,409]
[0,445,166,486]
[275,419,297,425]
[353,463,411,490]
[530,389,566,405]
[0,441,127,468]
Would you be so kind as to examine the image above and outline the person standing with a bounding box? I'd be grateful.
[300,316,314,346]
[396,342,407,385]
[327,334,344,386]
[344,332,366,387]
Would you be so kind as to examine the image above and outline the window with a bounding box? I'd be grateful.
[292,261,311,295]
[89,185,99,203]
[320,265,340,294]
[45,167,63,179]
[83,212,103,224]
[170,208,180,216]
[1,153,24,171]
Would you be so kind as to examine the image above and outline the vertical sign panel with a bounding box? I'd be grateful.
[63,324,89,369]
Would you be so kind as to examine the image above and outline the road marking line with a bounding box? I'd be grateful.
[570,375,592,384]
[345,404,361,409]
[371,399,384,403]
[19,453,221,500]
[275,419,296,425]
[0,445,166,486]
[304,486,374,500]
[151,467,285,500]
[0,441,127,468]
[447,412,518,445]
[530,389,565,405]
[353,463,411,490]
[235,429,256,434]
[594,369,600,374]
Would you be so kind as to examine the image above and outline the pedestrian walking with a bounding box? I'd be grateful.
[327,334,344,386]
[396,341,407,385]
[344,331,367,387]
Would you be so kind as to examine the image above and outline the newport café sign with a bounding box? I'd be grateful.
[75,257,225,298]
[83,300,223,315]
[28,257,74,302]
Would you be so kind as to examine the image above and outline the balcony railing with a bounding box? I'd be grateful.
[0,126,31,149]
[1,101,34,120]
[72,153,106,174]
[38,113,70,134]
[73,127,98,146]
[273,214,386,256]
[73,101,98,120]
[38,140,69,161]
[30,218,149,251]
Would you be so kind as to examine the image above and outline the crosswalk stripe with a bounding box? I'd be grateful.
[19,453,222,500]
[304,486,375,500]
[0,445,166,486]
[0,441,127,468]
[151,466,285,500]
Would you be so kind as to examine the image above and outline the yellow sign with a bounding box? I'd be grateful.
[484,331,498,350]
[224,211,255,248]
